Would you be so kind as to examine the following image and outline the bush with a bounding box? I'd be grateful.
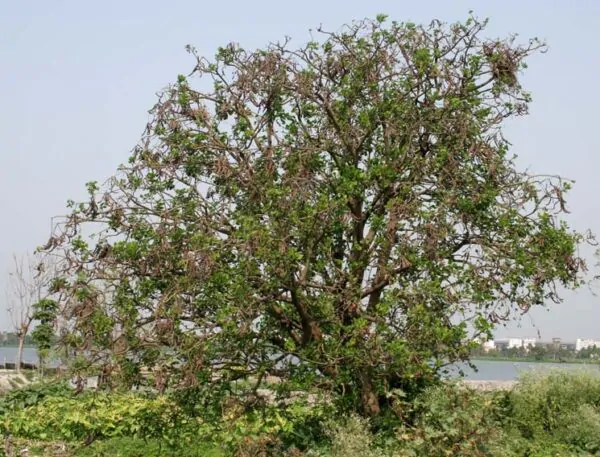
[5,372,600,456]
[2,391,203,447]
[395,383,504,456]
[1,384,335,456]
[555,404,600,454]
[219,399,334,455]
[508,370,600,439]
[0,380,71,415]
[326,414,384,457]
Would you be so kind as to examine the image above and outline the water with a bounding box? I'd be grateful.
[0,347,596,381]
[453,359,600,381]
[0,347,38,364]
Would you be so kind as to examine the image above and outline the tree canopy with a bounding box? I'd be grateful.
[42,15,588,415]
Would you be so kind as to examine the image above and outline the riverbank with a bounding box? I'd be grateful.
[461,380,517,391]
[0,372,517,395]
[0,372,30,391]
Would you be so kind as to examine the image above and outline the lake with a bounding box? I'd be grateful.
[452,359,600,381]
[0,347,38,364]
[0,347,597,381]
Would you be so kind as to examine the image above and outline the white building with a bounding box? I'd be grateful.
[482,340,496,352]
[496,337,537,351]
[575,339,600,351]
[506,338,524,349]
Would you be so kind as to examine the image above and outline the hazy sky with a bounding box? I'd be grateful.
[1,0,599,340]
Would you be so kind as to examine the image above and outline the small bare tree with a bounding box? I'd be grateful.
[6,253,53,370]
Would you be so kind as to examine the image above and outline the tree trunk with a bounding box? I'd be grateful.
[359,370,381,417]
[16,335,25,372]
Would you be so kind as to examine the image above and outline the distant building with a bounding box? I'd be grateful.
[482,340,496,352]
[576,339,600,351]
[551,337,562,352]
[494,337,537,352]
[495,338,522,350]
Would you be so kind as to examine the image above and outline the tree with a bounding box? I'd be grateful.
[31,298,59,371]
[5,253,54,370]
[530,344,548,361]
[42,15,590,416]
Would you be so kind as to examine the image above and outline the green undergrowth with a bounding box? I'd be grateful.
[1,370,600,456]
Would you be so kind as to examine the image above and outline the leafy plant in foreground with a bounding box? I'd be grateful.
[0,381,71,416]
[2,392,198,448]
[508,370,600,439]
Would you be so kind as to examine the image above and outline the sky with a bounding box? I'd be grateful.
[1,0,599,341]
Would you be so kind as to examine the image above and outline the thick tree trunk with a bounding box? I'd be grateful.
[16,335,25,372]
[359,370,381,417]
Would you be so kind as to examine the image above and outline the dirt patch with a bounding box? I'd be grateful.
[0,372,30,392]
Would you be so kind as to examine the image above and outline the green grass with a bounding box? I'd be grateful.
[3,437,224,457]
[75,438,223,457]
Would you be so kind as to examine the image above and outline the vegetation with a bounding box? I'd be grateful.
[0,333,35,348]
[472,344,600,363]
[5,253,55,369]
[30,298,59,369]
[1,11,594,457]
[37,13,590,420]
[2,371,600,456]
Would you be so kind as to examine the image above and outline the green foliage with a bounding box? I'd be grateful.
[0,382,333,456]
[76,437,223,457]
[508,370,600,438]
[2,436,224,457]
[31,298,59,365]
[223,400,333,454]
[2,391,200,448]
[326,414,384,457]
[0,381,71,415]
[4,372,600,456]
[555,404,600,454]
[315,374,600,456]
[41,12,588,418]
[0,332,35,347]
[394,384,504,456]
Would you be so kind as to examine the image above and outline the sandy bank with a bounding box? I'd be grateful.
[0,371,30,391]
[460,380,517,391]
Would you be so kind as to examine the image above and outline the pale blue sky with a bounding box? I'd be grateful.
[1,0,599,340]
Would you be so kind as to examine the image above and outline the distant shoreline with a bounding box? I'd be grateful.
[472,356,600,365]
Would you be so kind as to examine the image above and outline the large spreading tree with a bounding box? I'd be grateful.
[43,15,588,415]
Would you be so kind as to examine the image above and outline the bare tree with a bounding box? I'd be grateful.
[5,252,53,370]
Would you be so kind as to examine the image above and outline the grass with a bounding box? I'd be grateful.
[76,438,223,457]
[4,437,223,457]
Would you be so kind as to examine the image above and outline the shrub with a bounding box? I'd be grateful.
[555,404,600,454]
[1,391,202,447]
[325,414,384,457]
[220,399,334,455]
[0,380,71,415]
[395,383,504,456]
[508,370,600,439]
